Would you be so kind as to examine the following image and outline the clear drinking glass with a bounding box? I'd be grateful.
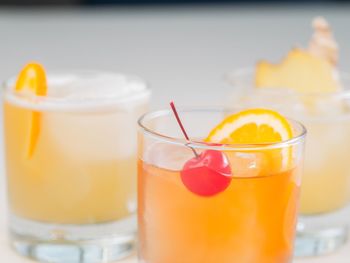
[226,69,350,256]
[138,108,306,263]
[3,70,150,262]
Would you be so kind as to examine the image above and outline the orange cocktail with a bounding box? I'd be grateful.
[138,107,306,263]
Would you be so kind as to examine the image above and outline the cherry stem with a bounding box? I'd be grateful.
[170,101,199,158]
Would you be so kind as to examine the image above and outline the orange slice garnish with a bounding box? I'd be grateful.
[15,63,47,158]
[205,108,293,176]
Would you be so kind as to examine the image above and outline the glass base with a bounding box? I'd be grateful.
[294,225,348,257]
[294,207,349,257]
[9,214,136,263]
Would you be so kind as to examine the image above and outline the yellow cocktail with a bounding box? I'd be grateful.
[3,63,150,262]
[225,16,350,257]
[227,69,350,256]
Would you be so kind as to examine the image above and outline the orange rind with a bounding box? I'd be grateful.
[15,62,47,158]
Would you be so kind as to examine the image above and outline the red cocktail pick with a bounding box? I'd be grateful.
[170,102,232,197]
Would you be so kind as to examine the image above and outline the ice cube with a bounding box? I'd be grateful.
[142,142,194,171]
[44,110,138,161]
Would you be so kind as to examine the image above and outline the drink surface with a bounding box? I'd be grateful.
[138,160,300,263]
[4,72,149,224]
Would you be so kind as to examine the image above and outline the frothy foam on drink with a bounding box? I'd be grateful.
[5,71,149,112]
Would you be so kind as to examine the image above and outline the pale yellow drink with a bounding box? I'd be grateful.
[5,107,136,224]
[3,69,150,262]
[299,115,350,214]
[226,17,350,256]
[226,76,350,257]
[4,72,149,224]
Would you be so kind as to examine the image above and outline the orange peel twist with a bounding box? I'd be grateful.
[15,62,47,158]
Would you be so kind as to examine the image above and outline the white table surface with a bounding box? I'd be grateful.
[0,4,350,262]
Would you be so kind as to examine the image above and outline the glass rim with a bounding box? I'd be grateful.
[138,108,307,151]
[225,67,350,98]
[3,69,151,109]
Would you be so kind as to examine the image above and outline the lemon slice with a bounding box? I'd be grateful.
[15,62,47,158]
[206,108,293,175]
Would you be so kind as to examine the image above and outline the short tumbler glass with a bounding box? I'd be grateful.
[3,70,150,262]
[226,69,350,257]
[138,108,306,263]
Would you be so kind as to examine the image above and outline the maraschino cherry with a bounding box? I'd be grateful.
[170,102,232,197]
